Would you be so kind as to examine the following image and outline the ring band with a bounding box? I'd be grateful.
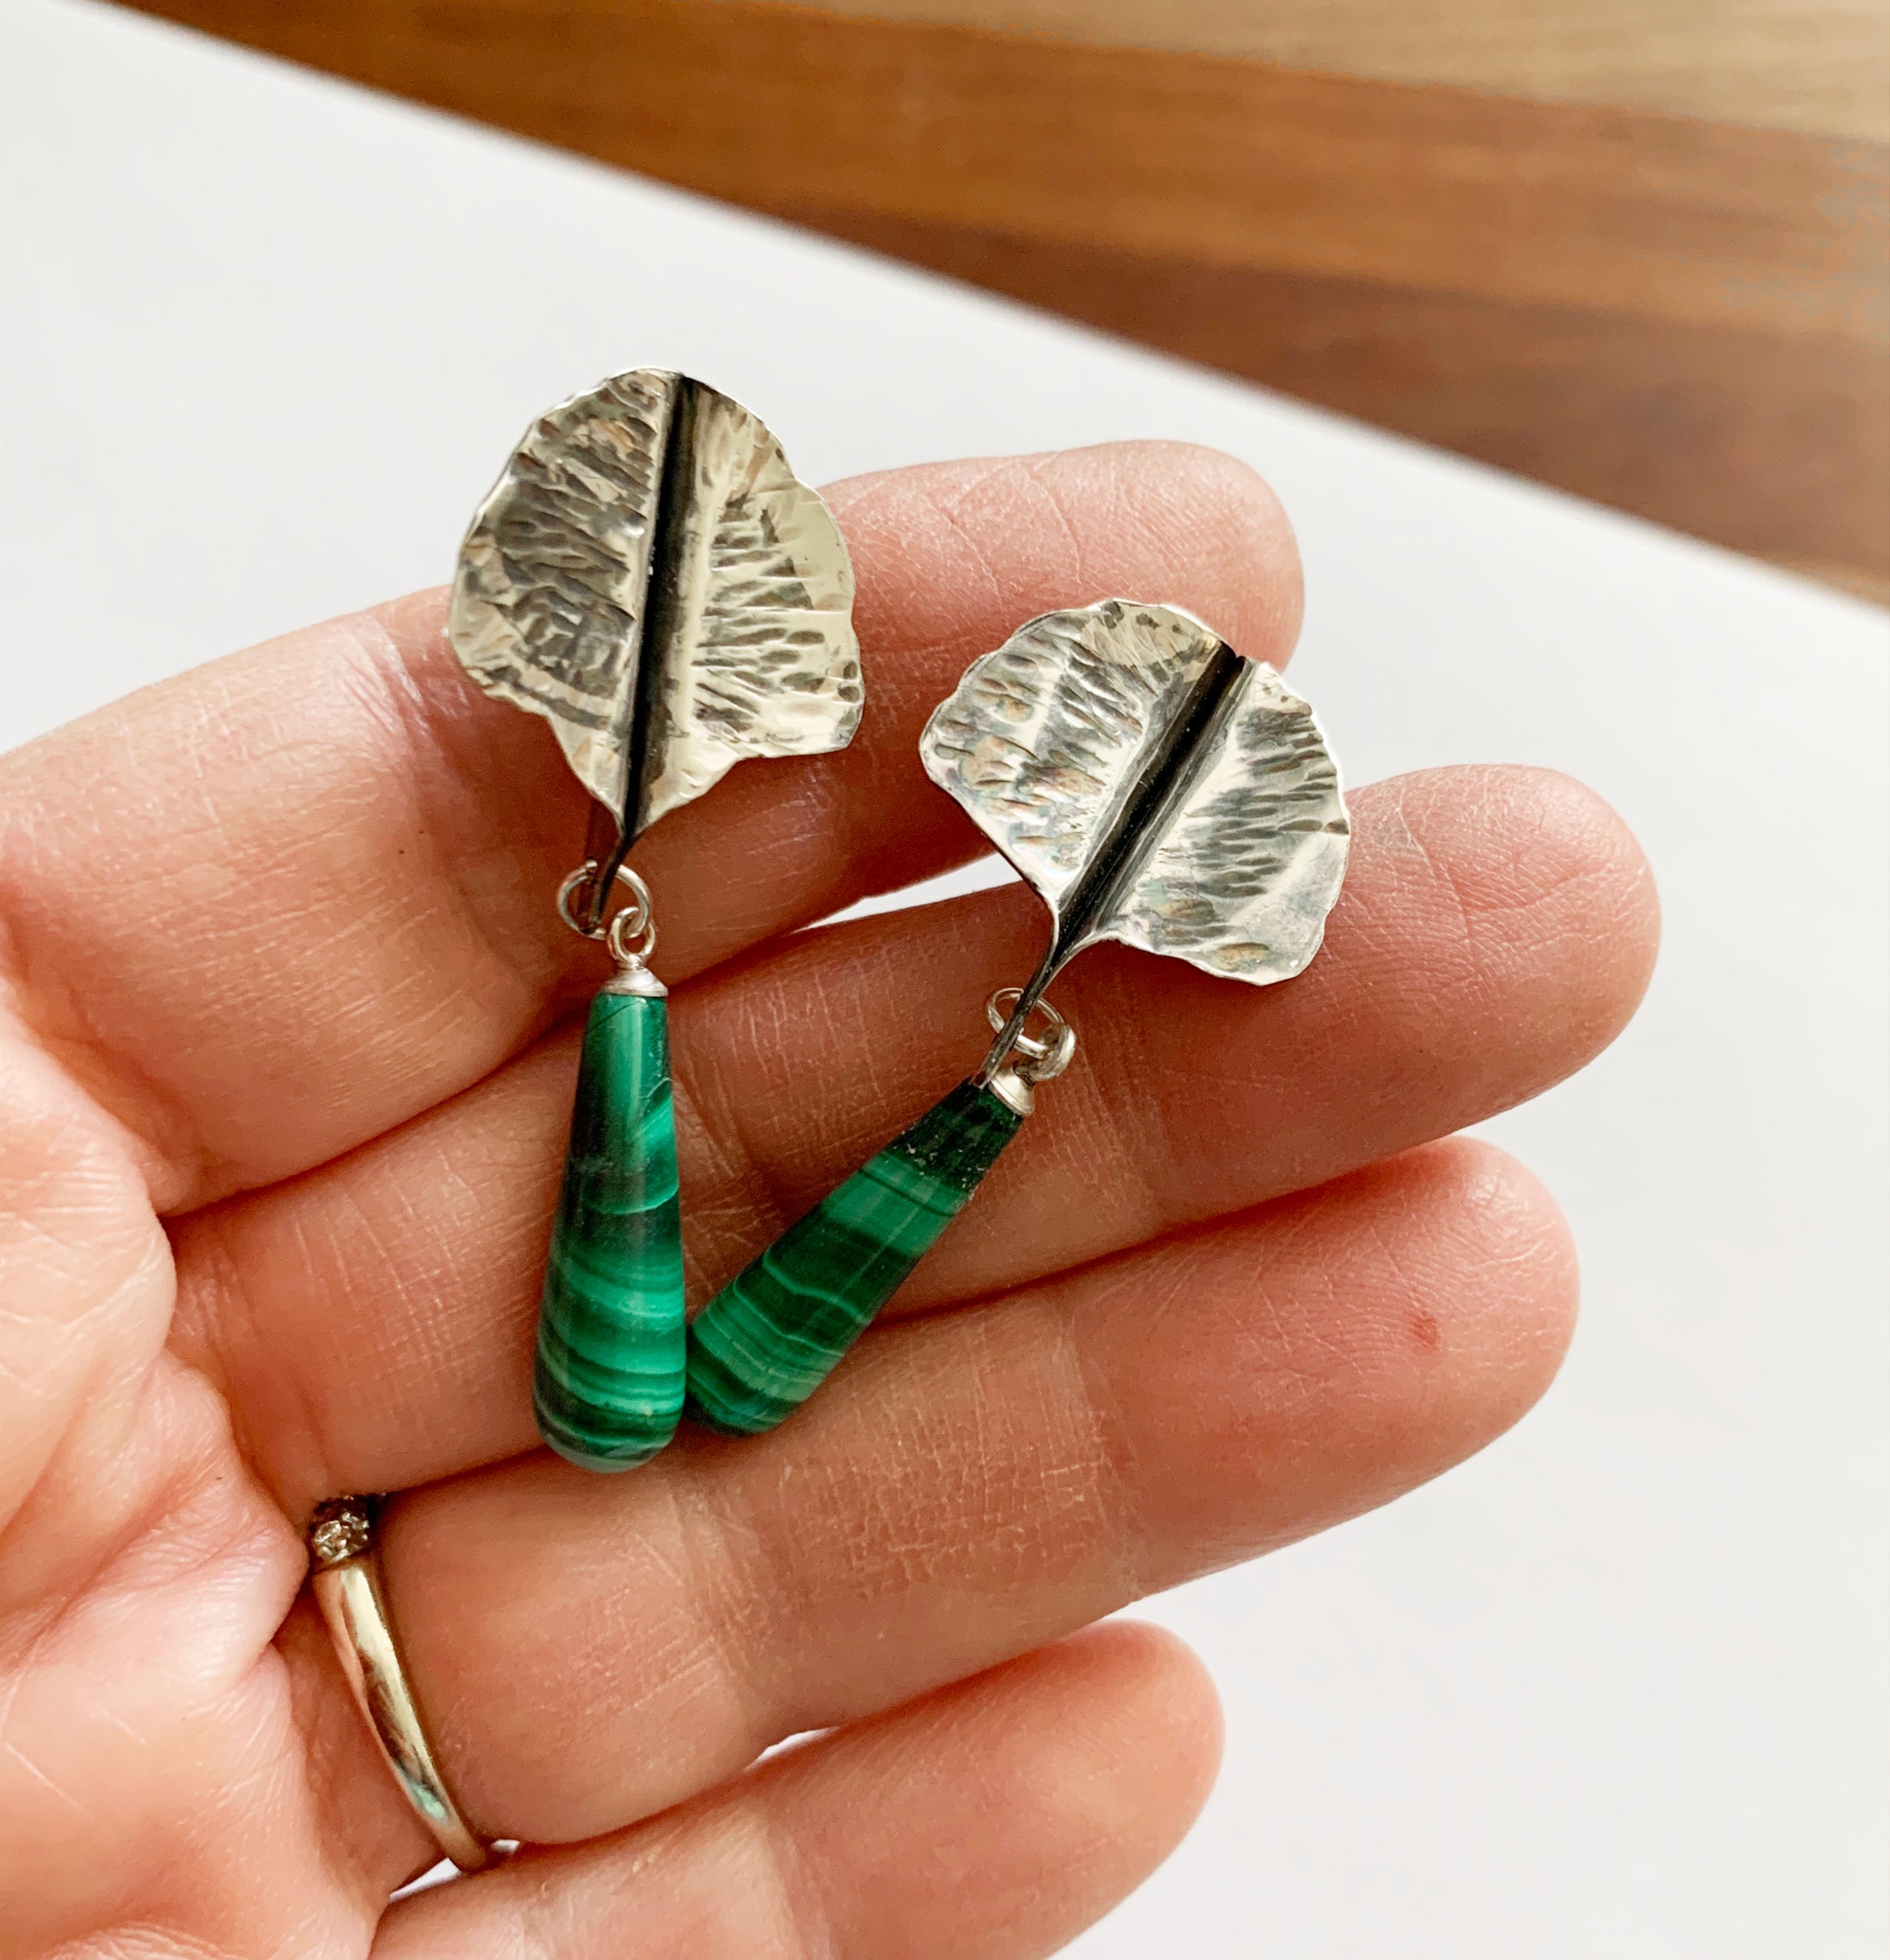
[308,1498,498,1873]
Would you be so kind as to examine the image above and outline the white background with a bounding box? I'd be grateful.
[3,2,1886,1951]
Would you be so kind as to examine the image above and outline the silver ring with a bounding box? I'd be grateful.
[984,988,1076,1083]
[558,861,656,968]
[307,1499,498,1874]
[606,898,658,969]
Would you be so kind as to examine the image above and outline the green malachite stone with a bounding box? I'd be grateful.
[684,1080,1024,1437]
[533,978,686,1471]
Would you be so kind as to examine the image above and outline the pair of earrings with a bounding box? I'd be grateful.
[450,369,1350,1475]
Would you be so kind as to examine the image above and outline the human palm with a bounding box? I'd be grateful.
[0,444,1655,1958]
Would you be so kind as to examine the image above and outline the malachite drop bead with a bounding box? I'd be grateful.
[533,972,686,1472]
[684,1079,1024,1438]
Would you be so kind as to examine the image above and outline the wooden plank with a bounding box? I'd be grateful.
[804,0,1890,145]
[120,0,1886,340]
[119,0,1890,589]
[825,210,1889,590]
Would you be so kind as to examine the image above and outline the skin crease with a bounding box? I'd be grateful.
[0,443,1657,1959]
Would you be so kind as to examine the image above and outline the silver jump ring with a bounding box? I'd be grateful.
[606,900,658,969]
[558,863,657,968]
[985,988,1076,1084]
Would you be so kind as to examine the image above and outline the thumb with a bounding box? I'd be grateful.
[0,1018,173,1560]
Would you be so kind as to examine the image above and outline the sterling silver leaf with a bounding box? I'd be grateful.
[920,600,1349,1010]
[448,369,862,841]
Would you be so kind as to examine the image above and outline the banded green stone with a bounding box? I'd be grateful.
[685,1080,1023,1437]
[533,974,686,1471]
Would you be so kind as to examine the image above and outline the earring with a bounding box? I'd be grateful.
[683,599,1349,1438]
[448,369,863,1470]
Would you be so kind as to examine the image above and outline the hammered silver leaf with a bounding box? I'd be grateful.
[919,600,1349,987]
[448,369,861,836]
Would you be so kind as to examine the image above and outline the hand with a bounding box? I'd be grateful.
[0,443,1655,1958]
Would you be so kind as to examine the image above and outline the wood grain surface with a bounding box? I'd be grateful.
[122,0,1890,595]
[804,0,1890,143]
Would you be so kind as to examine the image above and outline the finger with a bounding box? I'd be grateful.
[373,1622,1219,1960]
[676,764,1655,1319]
[173,764,1649,1509]
[0,444,1296,1212]
[301,1134,1573,1858]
